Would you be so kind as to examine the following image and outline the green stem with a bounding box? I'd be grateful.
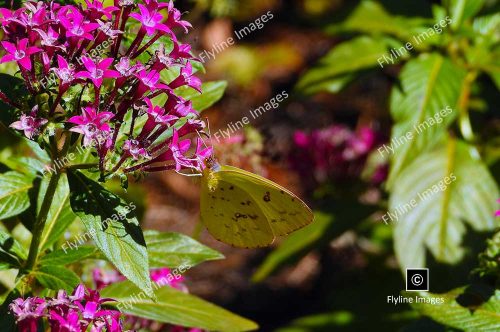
[66,163,98,170]
[24,171,62,270]
[458,71,478,142]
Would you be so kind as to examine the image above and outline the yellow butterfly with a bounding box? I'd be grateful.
[200,160,314,248]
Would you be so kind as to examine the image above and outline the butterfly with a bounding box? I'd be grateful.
[200,160,314,248]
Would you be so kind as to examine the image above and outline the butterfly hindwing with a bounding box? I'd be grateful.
[200,169,274,248]
[216,166,313,237]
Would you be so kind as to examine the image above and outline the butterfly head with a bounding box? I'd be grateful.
[205,154,221,172]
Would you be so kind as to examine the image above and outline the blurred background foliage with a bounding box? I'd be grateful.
[0,0,499,331]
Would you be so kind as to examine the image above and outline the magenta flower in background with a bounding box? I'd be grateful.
[9,105,48,139]
[290,124,386,189]
[0,39,41,70]
[495,199,500,216]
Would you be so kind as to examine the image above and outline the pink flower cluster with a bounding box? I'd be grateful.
[0,0,212,176]
[93,267,201,332]
[291,125,386,187]
[9,284,122,332]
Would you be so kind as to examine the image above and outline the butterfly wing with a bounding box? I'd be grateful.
[217,166,313,237]
[200,168,275,248]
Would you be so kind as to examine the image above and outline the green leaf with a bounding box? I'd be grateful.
[253,211,334,282]
[387,53,467,186]
[295,36,394,95]
[390,138,499,270]
[67,171,153,297]
[0,171,33,219]
[145,230,224,269]
[177,81,227,112]
[328,1,427,39]
[39,246,96,266]
[101,280,259,332]
[447,0,485,29]
[38,174,79,251]
[409,287,500,331]
[253,203,376,282]
[0,73,27,126]
[0,157,45,178]
[0,229,27,268]
[154,81,227,112]
[473,13,500,36]
[33,265,80,292]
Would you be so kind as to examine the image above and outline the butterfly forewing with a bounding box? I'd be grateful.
[200,169,275,248]
[217,166,313,237]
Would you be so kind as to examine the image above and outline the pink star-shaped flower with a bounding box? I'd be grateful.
[10,105,48,139]
[129,4,169,36]
[60,10,99,40]
[68,107,114,146]
[169,62,202,92]
[0,39,41,71]
[76,57,120,88]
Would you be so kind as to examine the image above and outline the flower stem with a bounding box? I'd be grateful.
[66,163,98,170]
[24,171,62,270]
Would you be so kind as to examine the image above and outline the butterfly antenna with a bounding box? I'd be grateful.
[195,129,210,150]
[205,117,216,151]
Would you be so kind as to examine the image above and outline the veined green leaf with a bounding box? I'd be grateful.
[33,265,80,292]
[39,246,96,266]
[102,280,259,332]
[387,53,467,186]
[391,138,499,270]
[38,174,79,251]
[145,230,224,269]
[0,157,45,178]
[0,171,33,220]
[67,171,153,297]
[409,287,500,331]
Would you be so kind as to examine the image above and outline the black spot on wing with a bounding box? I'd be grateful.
[263,191,271,202]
